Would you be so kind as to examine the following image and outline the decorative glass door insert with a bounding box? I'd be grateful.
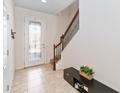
[28,22,41,61]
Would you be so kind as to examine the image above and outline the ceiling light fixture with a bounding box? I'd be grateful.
[41,0,47,3]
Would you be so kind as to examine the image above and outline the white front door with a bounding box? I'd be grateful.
[24,17,46,67]
[3,4,9,93]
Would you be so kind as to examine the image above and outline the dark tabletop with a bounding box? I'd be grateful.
[64,67,119,93]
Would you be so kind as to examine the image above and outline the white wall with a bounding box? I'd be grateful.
[4,0,15,92]
[60,0,120,91]
[14,7,58,69]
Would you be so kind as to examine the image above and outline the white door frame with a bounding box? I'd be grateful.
[24,16,46,67]
[3,3,10,93]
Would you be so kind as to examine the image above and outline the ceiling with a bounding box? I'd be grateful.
[15,0,76,14]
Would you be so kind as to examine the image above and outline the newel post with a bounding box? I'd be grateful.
[53,44,56,71]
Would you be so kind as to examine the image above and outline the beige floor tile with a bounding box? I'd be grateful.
[11,64,78,93]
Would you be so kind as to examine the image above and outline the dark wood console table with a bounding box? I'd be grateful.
[64,67,119,93]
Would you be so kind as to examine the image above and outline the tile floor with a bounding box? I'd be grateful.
[11,64,78,93]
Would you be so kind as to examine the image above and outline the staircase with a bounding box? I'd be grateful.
[53,9,79,71]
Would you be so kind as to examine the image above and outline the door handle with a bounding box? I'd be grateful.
[7,50,9,56]
[42,44,45,46]
[42,44,45,48]
[3,65,6,70]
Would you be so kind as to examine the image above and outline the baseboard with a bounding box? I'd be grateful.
[16,66,24,70]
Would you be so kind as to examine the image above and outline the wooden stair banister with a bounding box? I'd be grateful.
[61,9,79,39]
[61,9,79,50]
[53,44,56,70]
[53,9,79,71]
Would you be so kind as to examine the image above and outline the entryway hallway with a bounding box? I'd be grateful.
[11,64,78,93]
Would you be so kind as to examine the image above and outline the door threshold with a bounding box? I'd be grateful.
[24,63,46,69]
